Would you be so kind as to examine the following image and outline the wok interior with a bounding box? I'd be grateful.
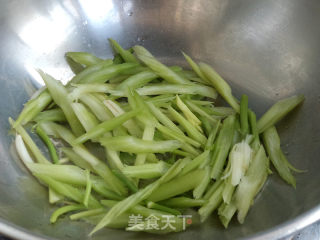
[0,0,319,239]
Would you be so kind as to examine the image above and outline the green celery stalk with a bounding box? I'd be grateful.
[248,110,260,150]
[109,38,139,63]
[199,62,240,112]
[35,174,101,209]
[176,95,202,132]
[103,99,142,137]
[74,109,140,144]
[111,169,138,193]
[100,136,181,153]
[90,159,188,234]
[70,208,106,221]
[117,70,158,90]
[77,63,139,84]
[122,161,170,179]
[210,115,236,179]
[73,146,128,196]
[36,125,59,164]
[193,166,211,199]
[198,180,224,222]
[182,52,209,83]
[181,151,210,175]
[240,94,249,136]
[70,60,113,84]
[50,204,85,223]
[33,108,66,122]
[262,126,296,187]
[203,180,223,200]
[68,83,116,101]
[146,201,181,215]
[158,197,206,208]
[65,52,103,67]
[83,169,92,207]
[218,202,237,228]
[14,90,52,127]
[168,106,207,145]
[185,100,218,124]
[235,145,269,223]
[10,119,50,164]
[134,48,189,84]
[257,95,304,133]
[39,71,84,136]
[79,94,113,121]
[147,169,206,202]
[71,102,99,132]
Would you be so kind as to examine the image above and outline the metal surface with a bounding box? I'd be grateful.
[0,0,319,239]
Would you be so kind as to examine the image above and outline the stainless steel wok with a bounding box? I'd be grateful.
[0,0,319,239]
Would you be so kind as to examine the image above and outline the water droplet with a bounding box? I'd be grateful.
[127,11,133,16]
[284,151,289,155]
[285,143,289,148]
[275,92,279,96]
[83,20,88,25]
[285,125,289,129]
[87,43,91,48]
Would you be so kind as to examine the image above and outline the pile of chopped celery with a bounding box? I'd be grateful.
[10,39,305,235]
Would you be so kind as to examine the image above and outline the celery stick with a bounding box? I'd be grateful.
[109,38,139,63]
[135,51,189,84]
[147,102,184,135]
[71,102,99,132]
[73,146,127,196]
[262,126,296,187]
[257,95,304,133]
[176,95,202,132]
[65,52,103,67]
[100,136,181,153]
[240,94,249,136]
[117,70,158,90]
[159,197,206,208]
[156,123,201,148]
[34,109,66,122]
[222,179,235,205]
[204,120,221,151]
[83,170,92,207]
[193,166,211,199]
[185,100,218,124]
[235,145,269,223]
[199,62,240,112]
[203,180,223,200]
[122,161,170,179]
[132,45,154,58]
[70,208,107,220]
[74,109,140,144]
[146,201,181,215]
[70,60,113,84]
[90,159,187,234]
[112,169,138,193]
[134,125,155,166]
[36,125,59,164]
[182,52,209,83]
[168,106,207,145]
[198,181,224,222]
[38,121,76,146]
[103,99,142,137]
[35,174,101,208]
[137,83,217,98]
[248,110,259,150]
[147,169,206,202]
[78,63,138,84]
[79,94,113,121]
[181,151,209,175]
[50,204,84,223]
[15,135,34,166]
[14,90,52,127]
[218,202,237,228]
[113,53,123,64]
[40,71,84,136]
[69,83,116,101]
[10,119,50,164]
[210,115,236,179]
